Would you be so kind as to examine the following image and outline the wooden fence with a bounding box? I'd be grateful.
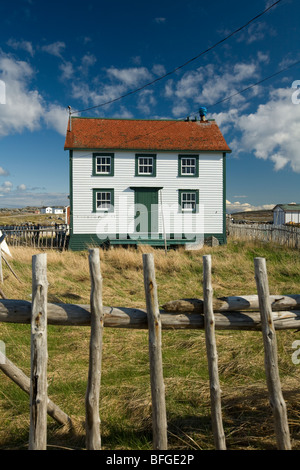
[228,222,300,248]
[0,224,68,250]
[0,249,298,450]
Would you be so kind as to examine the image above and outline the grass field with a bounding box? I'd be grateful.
[1,239,300,450]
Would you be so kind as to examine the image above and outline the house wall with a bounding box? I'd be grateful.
[286,211,300,224]
[70,150,225,247]
[273,208,300,225]
[273,208,285,225]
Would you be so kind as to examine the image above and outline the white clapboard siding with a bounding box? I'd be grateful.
[72,151,223,235]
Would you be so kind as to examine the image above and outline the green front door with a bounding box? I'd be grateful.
[133,188,160,237]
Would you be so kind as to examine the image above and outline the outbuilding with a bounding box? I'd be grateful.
[273,203,300,225]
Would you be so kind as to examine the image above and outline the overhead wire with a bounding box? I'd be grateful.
[117,57,300,148]
[69,0,284,116]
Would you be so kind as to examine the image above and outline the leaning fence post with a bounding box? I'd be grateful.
[85,248,104,450]
[29,253,48,450]
[254,257,291,450]
[142,253,168,450]
[203,255,226,450]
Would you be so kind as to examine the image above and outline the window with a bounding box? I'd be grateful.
[178,155,199,177]
[93,153,114,176]
[93,189,114,212]
[135,154,156,177]
[179,190,199,213]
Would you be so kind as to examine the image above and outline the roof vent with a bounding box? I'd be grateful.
[199,107,207,121]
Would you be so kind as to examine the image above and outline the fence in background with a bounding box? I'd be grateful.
[228,222,300,248]
[0,250,297,450]
[0,225,68,250]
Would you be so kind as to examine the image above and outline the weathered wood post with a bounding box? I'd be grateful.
[142,253,168,450]
[203,255,226,450]
[254,257,291,450]
[85,248,104,450]
[0,248,3,283]
[29,253,48,450]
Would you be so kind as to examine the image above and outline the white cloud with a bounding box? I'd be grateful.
[43,104,69,136]
[226,199,275,213]
[41,41,66,59]
[165,61,260,117]
[154,17,166,24]
[0,52,70,138]
[152,64,166,76]
[17,184,26,191]
[59,61,74,80]
[79,53,97,75]
[106,66,152,87]
[0,181,13,193]
[7,38,34,56]
[0,167,9,176]
[235,87,300,172]
[0,53,44,137]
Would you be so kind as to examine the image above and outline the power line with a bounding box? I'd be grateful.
[119,58,300,147]
[70,0,284,116]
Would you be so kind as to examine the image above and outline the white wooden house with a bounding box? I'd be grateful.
[273,203,300,225]
[64,116,231,250]
[41,207,53,214]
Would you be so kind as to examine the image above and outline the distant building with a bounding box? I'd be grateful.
[41,207,53,214]
[273,203,300,225]
[40,206,64,215]
[53,208,64,215]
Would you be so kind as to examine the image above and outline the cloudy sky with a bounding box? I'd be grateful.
[0,0,299,211]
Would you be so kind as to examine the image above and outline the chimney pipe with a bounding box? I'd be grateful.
[199,106,207,121]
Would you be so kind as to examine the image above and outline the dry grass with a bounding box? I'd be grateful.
[1,239,300,450]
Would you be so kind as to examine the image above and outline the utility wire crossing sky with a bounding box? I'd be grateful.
[0,0,299,212]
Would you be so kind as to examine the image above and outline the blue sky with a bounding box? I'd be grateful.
[0,0,299,212]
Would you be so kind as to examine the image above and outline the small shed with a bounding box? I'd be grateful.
[273,203,300,225]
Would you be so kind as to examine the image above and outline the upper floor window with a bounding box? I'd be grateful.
[135,154,156,177]
[93,153,114,176]
[178,155,199,177]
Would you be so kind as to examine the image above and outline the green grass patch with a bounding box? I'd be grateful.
[1,239,300,450]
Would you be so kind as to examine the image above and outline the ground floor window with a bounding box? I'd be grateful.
[178,189,199,213]
[93,188,114,212]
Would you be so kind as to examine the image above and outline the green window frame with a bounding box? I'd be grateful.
[178,189,199,213]
[178,154,199,177]
[135,154,157,177]
[93,153,114,176]
[93,188,114,213]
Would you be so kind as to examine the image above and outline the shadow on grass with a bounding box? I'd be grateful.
[1,388,300,451]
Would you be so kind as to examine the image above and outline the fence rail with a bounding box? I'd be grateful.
[0,250,297,450]
[0,225,68,250]
[228,222,300,248]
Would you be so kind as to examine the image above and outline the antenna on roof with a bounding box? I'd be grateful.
[68,106,72,132]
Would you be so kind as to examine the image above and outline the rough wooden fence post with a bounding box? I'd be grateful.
[203,255,226,450]
[142,253,168,450]
[29,253,48,450]
[85,248,104,450]
[0,248,3,283]
[254,257,291,450]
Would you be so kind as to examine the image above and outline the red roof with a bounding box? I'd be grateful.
[64,117,231,153]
